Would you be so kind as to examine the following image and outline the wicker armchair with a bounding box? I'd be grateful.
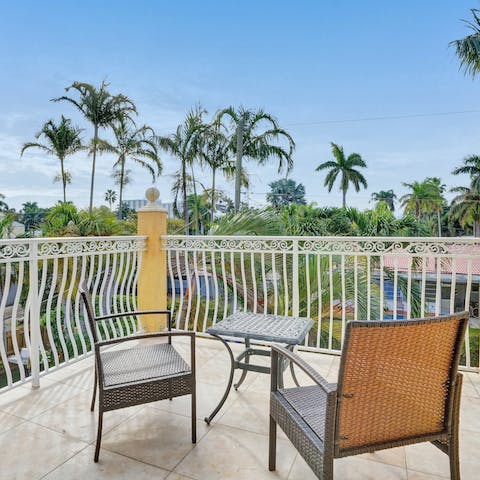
[269,313,469,479]
[80,284,196,462]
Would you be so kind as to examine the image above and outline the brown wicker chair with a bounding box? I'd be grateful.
[79,283,196,462]
[269,312,469,479]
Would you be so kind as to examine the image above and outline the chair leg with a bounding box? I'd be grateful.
[94,409,103,463]
[449,440,460,480]
[90,366,97,412]
[191,390,197,443]
[449,374,463,480]
[269,415,277,471]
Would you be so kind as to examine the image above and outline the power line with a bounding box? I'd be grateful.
[156,109,480,134]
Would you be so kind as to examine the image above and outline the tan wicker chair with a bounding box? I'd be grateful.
[80,283,196,462]
[269,313,469,479]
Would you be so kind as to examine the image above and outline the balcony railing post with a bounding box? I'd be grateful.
[137,188,168,332]
[29,240,40,389]
[292,239,300,317]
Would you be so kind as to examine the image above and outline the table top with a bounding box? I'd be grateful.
[206,312,313,344]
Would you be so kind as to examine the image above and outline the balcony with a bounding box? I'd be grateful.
[0,226,479,478]
[0,336,478,480]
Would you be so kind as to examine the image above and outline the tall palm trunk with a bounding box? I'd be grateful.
[190,164,199,234]
[211,167,216,222]
[234,117,244,212]
[117,157,125,220]
[182,159,188,234]
[60,156,66,203]
[342,189,347,208]
[437,210,442,237]
[89,124,99,214]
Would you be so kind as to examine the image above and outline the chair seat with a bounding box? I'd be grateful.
[101,343,191,388]
[278,385,330,440]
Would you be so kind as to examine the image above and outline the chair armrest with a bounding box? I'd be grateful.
[271,344,336,395]
[95,310,172,331]
[95,331,194,349]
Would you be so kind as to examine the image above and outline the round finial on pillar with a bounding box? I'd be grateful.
[145,187,160,206]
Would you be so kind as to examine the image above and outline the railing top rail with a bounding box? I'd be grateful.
[0,235,147,245]
[164,234,480,244]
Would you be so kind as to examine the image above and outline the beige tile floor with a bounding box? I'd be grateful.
[0,337,479,480]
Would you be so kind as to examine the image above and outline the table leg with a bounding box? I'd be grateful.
[234,338,250,390]
[204,334,235,425]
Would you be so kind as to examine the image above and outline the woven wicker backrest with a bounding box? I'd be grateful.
[79,281,98,344]
[335,313,468,455]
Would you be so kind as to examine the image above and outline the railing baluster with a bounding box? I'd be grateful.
[450,257,457,314]
[230,251,237,313]
[175,249,184,329]
[251,252,257,314]
[406,256,412,320]
[421,257,427,318]
[379,256,384,321]
[316,253,322,349]
[283,252,289,316]
[341,255,346,343]
[0,263,13,386]
[221,250,228,319]
[393,256,398,320]
[292,239,299,317]
[201,251,210,332]
[261,252,267,314]
[463,259,472,369]
[328,254,334,351]
[192,253,201,332]
[211,250,219,325]
[270,252,277,315]
[240,252,247,313]
[435,257,442,317]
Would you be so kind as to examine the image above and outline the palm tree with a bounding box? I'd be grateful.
[52,81,137,213]
[198,122,249,221]
[427,177,447,236]
[157,107,205,231]
[316,142,367,208]
[450,185,480,236]
[371,189,397,211]
[21,116,82,202]
[216,106,295,211]
[104,189,117,211]
[452,154,480,190]
[400,178,445,234]
[451,9,480,78]
[97,117,161,219]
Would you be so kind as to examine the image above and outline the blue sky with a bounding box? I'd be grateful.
[1,0,480,211]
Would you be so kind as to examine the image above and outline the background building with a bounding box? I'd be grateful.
[123,199,174,217]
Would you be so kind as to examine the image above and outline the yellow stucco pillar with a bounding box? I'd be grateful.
[137,187,168,332]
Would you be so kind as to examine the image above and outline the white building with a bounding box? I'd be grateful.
[124,199,174,217]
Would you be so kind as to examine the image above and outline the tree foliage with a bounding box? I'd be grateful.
[217,106,295,210]
[21,116,83,202]
[267,178,306,208]
[451,9,480,78]
[316,142,367,208]
[53,81,137,212]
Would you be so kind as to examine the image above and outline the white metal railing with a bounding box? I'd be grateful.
[0,236,146,392]
[166,235,480,371]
